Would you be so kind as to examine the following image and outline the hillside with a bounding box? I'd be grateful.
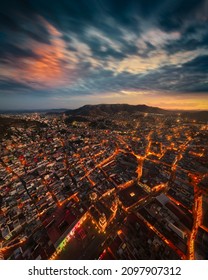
[65,104,167,116]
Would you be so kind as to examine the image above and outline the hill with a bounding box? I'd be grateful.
[65,104,167,116]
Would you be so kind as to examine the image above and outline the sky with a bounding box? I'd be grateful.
[0,0,208,110]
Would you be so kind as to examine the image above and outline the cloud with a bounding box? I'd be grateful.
[157,0,206,31]
[71,53,208,95]
[0,0,207,110]
[0,78,33,91]
[0,43,41,63]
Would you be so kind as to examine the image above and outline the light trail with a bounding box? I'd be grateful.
[187,174,203,260]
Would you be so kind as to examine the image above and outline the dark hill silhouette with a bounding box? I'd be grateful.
[65,103,167,116]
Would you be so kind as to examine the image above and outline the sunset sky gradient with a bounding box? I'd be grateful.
[0,0,208,110]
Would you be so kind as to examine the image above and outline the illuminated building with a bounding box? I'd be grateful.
[99,213,107,231]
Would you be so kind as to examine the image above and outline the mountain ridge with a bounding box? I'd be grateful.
[65,103,167,116]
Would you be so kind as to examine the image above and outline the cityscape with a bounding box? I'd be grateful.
[0,104,207,260]
[0,0,208,260]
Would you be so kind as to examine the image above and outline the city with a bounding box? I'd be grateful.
[0,106,207,260]
[1,0,208,262]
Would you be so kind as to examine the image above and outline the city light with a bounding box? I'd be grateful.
[0,106,207,260]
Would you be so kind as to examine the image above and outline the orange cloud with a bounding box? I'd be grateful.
[10,19,77,89]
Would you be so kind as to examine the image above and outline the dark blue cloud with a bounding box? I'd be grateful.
[183,55,208,70]
[157,0,206,31]
[163,23,208,54]
[1,0,207,58]
[0,43,41,63]
[0,79,33,91]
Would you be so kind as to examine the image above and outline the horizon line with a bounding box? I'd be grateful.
[0,103,208,112]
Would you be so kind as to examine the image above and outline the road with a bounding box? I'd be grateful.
[187,175,203,260]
